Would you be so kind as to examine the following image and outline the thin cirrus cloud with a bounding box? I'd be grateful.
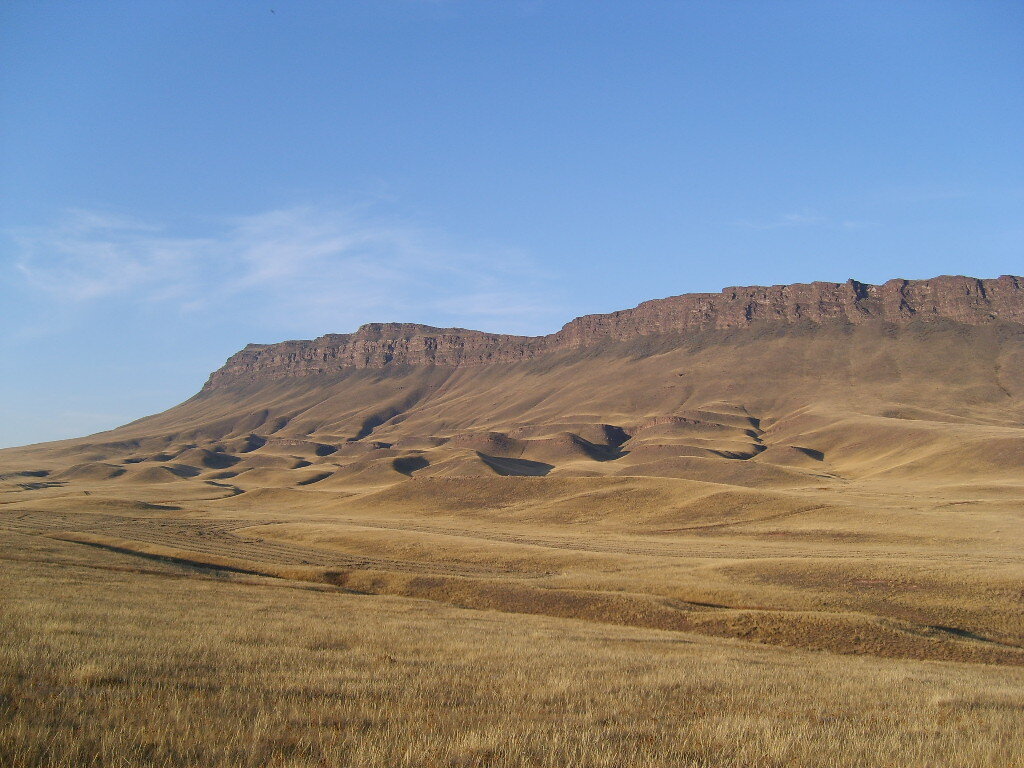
[734,211,879,231]
[10,206,562,336]
[734,211,827,230]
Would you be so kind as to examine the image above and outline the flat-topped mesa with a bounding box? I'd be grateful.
[203,275,1024,388]
[550,275,1024,346]
[206,323,539,387]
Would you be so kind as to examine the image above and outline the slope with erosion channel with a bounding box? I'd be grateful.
[1,275,1023,664]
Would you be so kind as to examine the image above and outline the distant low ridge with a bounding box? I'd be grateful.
[206,274,1024,387]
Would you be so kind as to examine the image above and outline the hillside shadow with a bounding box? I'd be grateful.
[477,452,554,476]
[392,456,430,476]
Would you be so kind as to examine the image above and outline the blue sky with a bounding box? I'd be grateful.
[1,1,1022,448]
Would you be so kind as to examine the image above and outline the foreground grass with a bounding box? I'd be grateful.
[2,533,1023,768]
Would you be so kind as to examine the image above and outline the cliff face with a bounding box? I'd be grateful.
[204,275,1024,388]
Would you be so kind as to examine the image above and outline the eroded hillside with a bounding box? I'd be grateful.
[2,275,1023,663]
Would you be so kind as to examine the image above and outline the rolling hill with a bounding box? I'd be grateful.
[2,273,1023,665]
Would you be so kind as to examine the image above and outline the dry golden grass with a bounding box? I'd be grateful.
[3,532,1024,768]
[2,319,1023,765]
[3,472,1022,667]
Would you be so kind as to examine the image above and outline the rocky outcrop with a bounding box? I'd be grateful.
[204,275,1023,388]
[208,323,541,387]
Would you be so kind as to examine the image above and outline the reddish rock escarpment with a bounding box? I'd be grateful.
[204,275,1024,388]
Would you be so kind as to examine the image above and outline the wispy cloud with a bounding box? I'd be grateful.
[9,206,561,336]
[735,210,827,230]
[13,209,199,301]
[734,210,881,232]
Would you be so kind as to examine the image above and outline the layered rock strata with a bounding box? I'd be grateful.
[205,275,1023,388]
